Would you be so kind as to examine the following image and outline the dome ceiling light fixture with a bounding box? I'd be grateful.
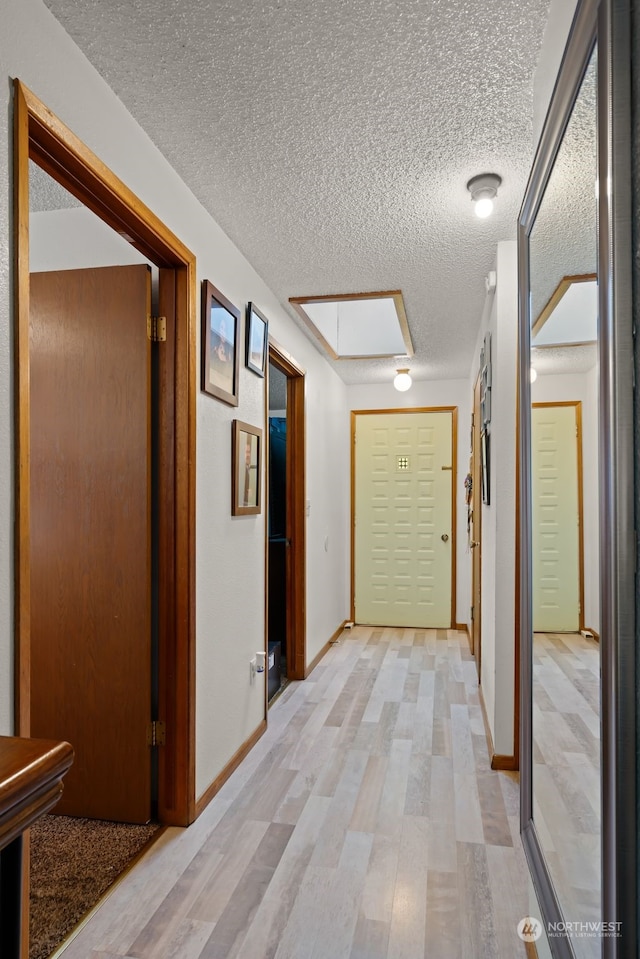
[467,173,502,219]
[393,368,412,392]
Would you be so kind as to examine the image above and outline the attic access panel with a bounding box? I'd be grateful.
[289,290,414,360]
[532,273,597,347]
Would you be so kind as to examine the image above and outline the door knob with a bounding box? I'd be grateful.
[470,541,479,548]
[441,533,449,542]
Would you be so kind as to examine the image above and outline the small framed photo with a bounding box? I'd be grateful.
[201,280,241,406]
[481,429,490,506]
[246,303,268,377]
[232,420,262,515]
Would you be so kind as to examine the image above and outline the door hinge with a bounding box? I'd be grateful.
[147,720,166,746]
[470,605,474,622]
[147,315,167,342]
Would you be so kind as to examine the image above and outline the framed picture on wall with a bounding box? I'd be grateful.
[480,331,492,428]
[232,419,262,515]
[481,428,490,506]
[246,303,268,377]
[201,279,241,406]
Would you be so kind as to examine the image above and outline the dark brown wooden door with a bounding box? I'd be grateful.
[29,265,152,823]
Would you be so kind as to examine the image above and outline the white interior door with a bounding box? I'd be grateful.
[354,410,453,628]
[532,404,581,632]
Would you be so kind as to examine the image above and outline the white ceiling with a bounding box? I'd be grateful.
[41,0,554,384]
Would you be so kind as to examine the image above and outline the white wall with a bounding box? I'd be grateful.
[30,207,151,271]
[531,365,600,632]
[346,378,471,628]
[468,241,518,757]
[1,0,350,800]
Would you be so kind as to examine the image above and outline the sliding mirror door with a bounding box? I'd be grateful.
[518,0,635,956]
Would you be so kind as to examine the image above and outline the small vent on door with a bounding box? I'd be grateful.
[396,455,411,472]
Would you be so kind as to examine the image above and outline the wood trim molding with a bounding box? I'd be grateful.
[450,407,458,630]
[195,721,267,818]
[13,80,31,740]
[305,621,347,678]
[478,685,517,771]
[584,626,600,641]
[267,334,305,376]
[268,339,306,681]
[13,79,197,826]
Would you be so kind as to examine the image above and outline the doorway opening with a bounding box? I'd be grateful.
[266,339,306,700]
[14,80,196,827]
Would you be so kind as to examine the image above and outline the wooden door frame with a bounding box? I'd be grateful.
[266,338,306,682]
[13,80,196,826]
[350,407,458,628]
[531,400,586,633]
[471,375,482,676]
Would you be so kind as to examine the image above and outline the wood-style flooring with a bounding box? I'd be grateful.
[533,631,600,959]
[54,627,531,959]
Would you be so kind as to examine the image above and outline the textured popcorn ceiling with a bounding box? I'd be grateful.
[43,0,555,384]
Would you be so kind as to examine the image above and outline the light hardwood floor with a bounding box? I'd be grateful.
[533,631,600,959]
[54,627,531,959]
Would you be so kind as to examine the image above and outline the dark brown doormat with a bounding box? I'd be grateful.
[29,814,160,959]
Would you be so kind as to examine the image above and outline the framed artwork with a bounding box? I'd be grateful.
[480,331,492,428]
[481,429,490,506]
[246,303,268,377]
[201,280,241,406]
[232,420,262,516]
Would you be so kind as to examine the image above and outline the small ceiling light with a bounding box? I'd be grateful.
[467,173,502,219]
[394,368,412,392]
[530,367,538,383]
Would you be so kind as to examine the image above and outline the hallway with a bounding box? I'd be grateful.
[56,627,530,959]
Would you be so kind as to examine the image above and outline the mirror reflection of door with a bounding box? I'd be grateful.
[527,44,600,958]
[531,402,583,634]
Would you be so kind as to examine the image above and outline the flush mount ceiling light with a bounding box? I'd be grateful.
[393,368,412,392]
[467,173,502,219]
